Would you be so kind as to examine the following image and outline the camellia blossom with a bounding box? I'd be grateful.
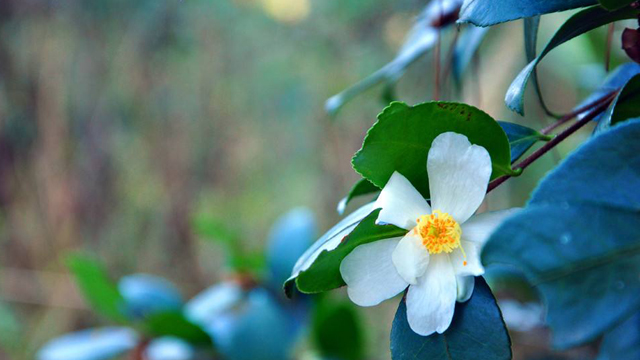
[339,132,517,336]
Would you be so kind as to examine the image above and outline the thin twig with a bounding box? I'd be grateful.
[540,90,618,135]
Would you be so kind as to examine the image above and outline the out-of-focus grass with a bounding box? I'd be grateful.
[0,0,626,359]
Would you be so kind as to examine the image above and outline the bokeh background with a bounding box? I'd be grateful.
[0,0,632,359]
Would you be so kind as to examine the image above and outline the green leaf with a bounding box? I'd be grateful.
[142,311,213,347]
[337,178,379,215]
[598,0,636,10]
[312,299,366,360]
[390,277,512,360]
[458,0,597,27]
[505,5,639,115]
[352,102,515,198]
[483,120,640,349]
[294,209,407,294]
[66,254,127,323]
[498,121,551,163]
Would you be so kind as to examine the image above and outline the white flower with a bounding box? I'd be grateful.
[339,132,518,336]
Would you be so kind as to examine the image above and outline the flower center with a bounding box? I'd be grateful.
[415,210,464,259]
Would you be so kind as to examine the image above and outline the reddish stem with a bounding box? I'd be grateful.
[540,90,618,135]
[487,93,616,193]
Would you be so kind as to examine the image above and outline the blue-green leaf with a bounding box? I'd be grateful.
[483,120,640,349]
[118,274,183,320]
[458,0,597,27]
[505,5,639,115]
[498,121,551,163]
[390,277,511,360]
[597,311,640,360]
[37,327,137,360]
[452,25,489,83]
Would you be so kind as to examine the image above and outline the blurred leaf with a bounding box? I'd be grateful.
[599,0,636,10]
[142,311,213,347]
[597,311,640,360]
[325,0,462,116]
[213,289,300,360]
[185,282,244,327]
[352,102,516,199]
[267,208,317,289]
[145,337,195,360]
[498,121,551,163]
[337,178,379,215]
[483,120,640,349]
[285,203,375,297]
[193,213,263,273]
[66,254,127,322]
[118,274,183,320]
[390,277,511,360]
[293,209,406,294]
[37,327,137,360]
[505,5,639,115]
[453,25,490,84]
[458,0,597,27]
[0,301,22,352]
[312,300,365,360]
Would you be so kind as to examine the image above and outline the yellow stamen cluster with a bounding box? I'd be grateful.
[415,211,464,259]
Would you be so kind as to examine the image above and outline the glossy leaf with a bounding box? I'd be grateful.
[353,102,515,198]
[66,254,127,323]
[312,300,365,360]
[293,209,407,294]
[458,0,597,27]
[325,0,462,116]
[267,208,317,289]
[142,311,213,347]
[284,202,375,297]
[37,327,137,360]
[483,120,640,349]
[118,274,183,320]
[505,5,639,115]
[337,178,379,215]
[597,312,640,360]
[390,277,511,360]
[598,0,636,10]
[498,121,551,163]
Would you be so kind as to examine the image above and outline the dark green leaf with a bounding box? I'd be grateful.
[294,209,407,294]
[390,277,512,360]
[598,311,640,360]
[598,0,636,10]
[458,0,597,27]
[353,102,516,198]
[142,311,213,347]
[312,299,366,360]
[505,5,639,115]
[498,121,551,163]
[483,120,640,349]
[66,254,127,323]
[337,178,379,215]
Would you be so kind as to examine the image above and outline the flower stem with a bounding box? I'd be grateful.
[487,91,617,193]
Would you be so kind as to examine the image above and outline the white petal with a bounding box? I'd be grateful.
[392,232,430,285]
[406,255,457,335]
[427,132,492,224]
[456,275,475,303]
[450,241,484,277]
[340,238,408,307]
[373,172,430,230]
[461,208,520,245]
